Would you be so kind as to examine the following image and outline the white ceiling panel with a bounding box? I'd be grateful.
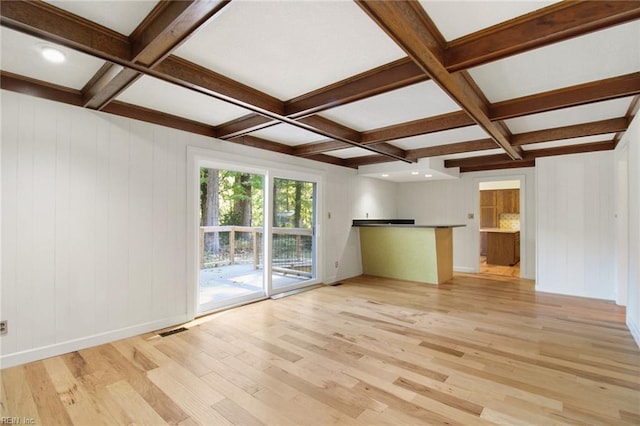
[174,1,406,100]
[469,21,640,102]
[505,97,633,134]
[392,125,489,150]
[117,75,249,126]
[250,123,327,147]
[0,27,104,90]
[319,81,461,131]
[45,1,158,36]
[420,1,556,41]
[521,134,617,151]
[325,147,373,159]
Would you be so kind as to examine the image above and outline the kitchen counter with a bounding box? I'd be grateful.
[354,221,465,284]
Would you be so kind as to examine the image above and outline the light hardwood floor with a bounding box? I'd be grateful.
[2,273,639,425]
[479,256,520,277]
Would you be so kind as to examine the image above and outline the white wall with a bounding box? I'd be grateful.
[620,113,640,346]
[397,168,536,279]
[536,151,615,300]
[0,90,376,367]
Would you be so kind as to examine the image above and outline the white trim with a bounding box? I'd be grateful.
[0,314,189,369]
[627,316,640,349]
[474,174,527,276]
[454,266,476,273]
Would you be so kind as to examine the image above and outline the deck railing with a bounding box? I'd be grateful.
[199,226,313,277]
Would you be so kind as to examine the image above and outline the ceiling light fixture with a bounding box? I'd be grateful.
[424,174,433,178]
[382,173,389,177]
[411,171,419,175]
[41,46,66,63]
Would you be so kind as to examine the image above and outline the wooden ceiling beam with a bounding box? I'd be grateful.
[511,117,628,146]
[361,111,474,144]
[356,0,521,160]
[102,101,217,138]
[406,138,497,161]
[344,155,395,168]
[445,1,640,72]
[0,70,84,106]
[216,114,277,139]
[459,160,536,173]
[285,57,426,118]
[446,140,616,169]
[491,72,640,120]
[82,0,232,110]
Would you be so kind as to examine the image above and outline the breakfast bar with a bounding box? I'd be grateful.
[353,220,465,285]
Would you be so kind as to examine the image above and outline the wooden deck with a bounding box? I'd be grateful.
[2,273,639,425]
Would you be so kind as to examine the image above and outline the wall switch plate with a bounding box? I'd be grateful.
[0,320,7,335]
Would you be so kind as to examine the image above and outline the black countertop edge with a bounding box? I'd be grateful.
[353,223,466,228]
[352,219,414,226]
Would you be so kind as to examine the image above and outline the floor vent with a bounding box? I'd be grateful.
[158,327,188,337]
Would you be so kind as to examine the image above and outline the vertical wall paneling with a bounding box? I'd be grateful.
[31,98,57,348]
[621,113,639,346]
[68,107,98,340]
[94,113,111,331]
[127,122,154,325]
[537,151,615,300]
[106,119,131,330]
[53,97,72,344]
[16,95,35,352]
[1,91,19,356]
[151,130,169,319]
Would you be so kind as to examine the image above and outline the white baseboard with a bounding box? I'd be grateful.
[0,314,189,369]
[628,316,640,349]
[454,266,476,273]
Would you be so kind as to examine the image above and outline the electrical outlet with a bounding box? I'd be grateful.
[334,261,339,268]
[366,212,369,218]
[468,213,474,219]
[328,212,332,219]
[0,320,7,335]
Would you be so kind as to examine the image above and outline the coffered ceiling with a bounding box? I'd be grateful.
[1,0,639,182]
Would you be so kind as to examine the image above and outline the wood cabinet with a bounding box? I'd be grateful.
[480,189,519,228]
[487,231,520,266]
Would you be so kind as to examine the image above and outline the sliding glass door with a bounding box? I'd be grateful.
[192,153,321,314]
[198,167,265,313]
[271,177,316,290]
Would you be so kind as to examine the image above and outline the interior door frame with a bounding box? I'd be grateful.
[474,174,527,278]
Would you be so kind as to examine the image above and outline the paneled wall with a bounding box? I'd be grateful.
[620,113,640,345]
[1,91,371,366]
[1,92,190,366]
[536,151,615,300]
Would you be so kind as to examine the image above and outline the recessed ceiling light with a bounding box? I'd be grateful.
[424,174,433,178]
[411,171,419,175]
[41,46,66,63]
[381,173,389,177]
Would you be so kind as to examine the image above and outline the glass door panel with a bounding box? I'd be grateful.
[198,168,265,313]
[271,177,316,290]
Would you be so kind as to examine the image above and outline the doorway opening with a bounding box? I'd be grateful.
[478,179,521,277]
